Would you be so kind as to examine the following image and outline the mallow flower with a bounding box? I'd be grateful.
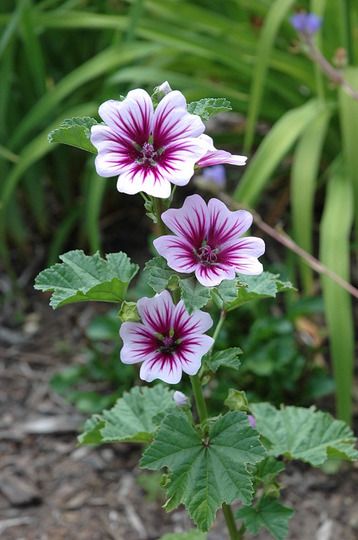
[153,195,265,287]
[91,86,248,198]
[120,290,214,384]
[90,88,208,198]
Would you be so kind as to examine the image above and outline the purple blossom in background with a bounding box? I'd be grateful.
[202,165,227,189]
[153,195,265,287]
[91,89,208,198]
[120,290,214,384]
[173,390,189,407]
[197,134,247,168]
[290,12,322,35]
[248,414,256,429]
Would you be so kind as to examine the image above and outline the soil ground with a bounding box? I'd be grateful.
[0,294,357,540]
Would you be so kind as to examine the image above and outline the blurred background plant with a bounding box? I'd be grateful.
[0,0,356,423]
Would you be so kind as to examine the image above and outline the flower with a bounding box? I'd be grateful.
[120,290,214,384]
[290,12,322,35]
[173,391,189,407]
[197,134,247,168]
[202,165,227,189]
[248,414,256,429]
[153,195,265,287]
[90,88,209,198]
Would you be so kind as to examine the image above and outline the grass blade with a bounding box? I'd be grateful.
[243,0,296,153]
[319,167,354,424]
[291,106,331,293]
[234,99,321,206]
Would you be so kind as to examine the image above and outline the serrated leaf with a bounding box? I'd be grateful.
[254,457,285,485]
[79,385,175,445]
[187,98,232,120]
[159,531,206,540]
[141,411,265,531]
[226,272,295,311]
[213,279,238,307]
[48,116,98,153]
[179,277,211,313]
[145,256,177,293]
[251,403,358,466]
[237,497,293,540]
[35,250,139,309]
[206,347,242,372]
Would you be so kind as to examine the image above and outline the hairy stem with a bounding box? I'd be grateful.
[153,197,167,235]
[190,312,240,540]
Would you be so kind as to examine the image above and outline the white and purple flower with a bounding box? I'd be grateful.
[120,290,214,384]
[197,134,247,168]
[153,195,265,287]
[90,89,208,198]
[90,86,248,198]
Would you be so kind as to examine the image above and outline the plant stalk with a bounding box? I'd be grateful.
[190,374,208,423]
[152,197,167,235]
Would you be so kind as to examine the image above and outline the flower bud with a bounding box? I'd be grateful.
[173,391,189,407]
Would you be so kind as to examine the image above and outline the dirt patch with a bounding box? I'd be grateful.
[0,295,357,540]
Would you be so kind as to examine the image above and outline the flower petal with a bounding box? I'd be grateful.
[207,199,253,245]
[223,237,265,258]
[173,301,214,335]
[176,334,214,376]
[153,235,197,274]
[194,264,236,287]
[161,194,208,246]
[153,90,205,147]
[157,137,208,186]
[116,165,171,198]
[196,135,247,168]
[140,355,183,384]
[120,322,156,364]
[235,257,264,275]
[98,89,153,145]
[136,290,174,334]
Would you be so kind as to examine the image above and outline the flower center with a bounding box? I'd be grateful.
[135,142,160,167]
[196,243,219,266]
[156,332,180,354]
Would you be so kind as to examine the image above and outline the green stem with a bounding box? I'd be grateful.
[190,310,240,540]
[212,309,226,343]
[222,504,242,540]
[190,374,208,422]
[153,197,167,235]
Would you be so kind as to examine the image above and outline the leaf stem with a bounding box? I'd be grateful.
[153,197,167,235]
[190,374,208,423]
[212,309,226,343]
[222,503,242,540]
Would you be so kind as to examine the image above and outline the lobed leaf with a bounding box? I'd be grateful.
[179,277,211,313]
[145,256,177,293]
[79,385,175,445]
[141,410,265,531]
[251,403,358,465]
[187,97,232,120]
[215,272,294,311]
[206,347,242,372]
[237,497,293,540]
[34,250,139,309]
[48,116,99,153]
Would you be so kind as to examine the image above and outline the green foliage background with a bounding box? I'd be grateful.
[0,0,357,422]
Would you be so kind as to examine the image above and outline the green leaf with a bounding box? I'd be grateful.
[254,457,285,486]
[145,256,177,293]
[224,273,294,311]
[48,116,98,153]
[237,497,293,540]
[79,385,175,445]
[141,411,265,531]
[159,531,206,540]
[34,250,139,309]
[187,97,232,120]
[206,347,242,372]
[251,403,358,466]
[179,277,211,313]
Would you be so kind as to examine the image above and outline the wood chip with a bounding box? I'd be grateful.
[0,473,41,507]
